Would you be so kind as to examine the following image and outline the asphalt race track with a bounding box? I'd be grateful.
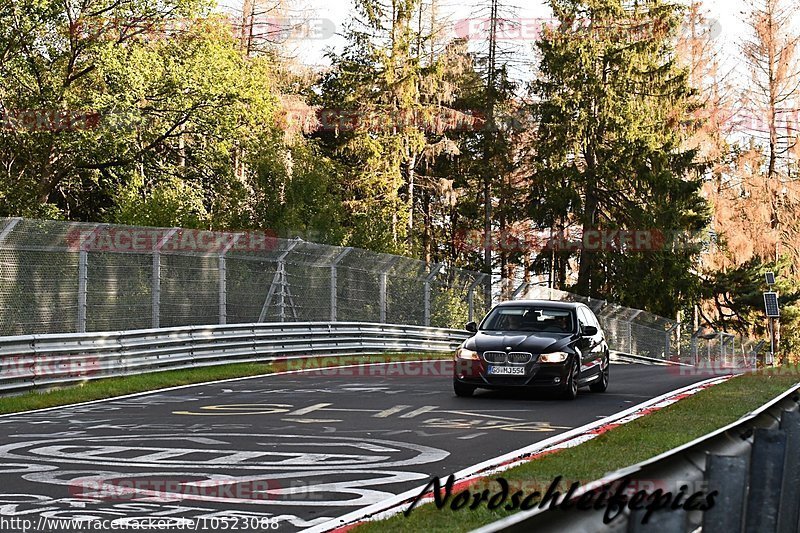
[0,361,710,533]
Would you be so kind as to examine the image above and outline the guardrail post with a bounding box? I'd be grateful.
[745,428,787,533]
[330,248,353,322]
[152,228,178,328]
[702,454,748,533]
[467,274,488,323]
[778,408,800,533]
[218,234,242,325]
[629,507,686,532]
[424,264,443,326]
[77,249,88,333]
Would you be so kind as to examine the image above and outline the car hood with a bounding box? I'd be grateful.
[464,331,575,354]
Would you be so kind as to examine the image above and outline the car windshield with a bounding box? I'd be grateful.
[481,306,575,334]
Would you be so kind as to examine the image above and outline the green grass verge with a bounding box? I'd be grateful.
[355,369,800,533]
[0,352,450,415]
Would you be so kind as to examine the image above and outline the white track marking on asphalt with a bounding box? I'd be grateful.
[439,410,523,421]
[286,403,333,416]
[372,405,410,418]
[306,376,732,532]
[398,406,437,418]
[0,359,448,419]
[182,438,228,445]
[255,442,399,453]
[457,433,487,440]
[281,418,343,424]
[0,434,450,470]
[23,469,432,507]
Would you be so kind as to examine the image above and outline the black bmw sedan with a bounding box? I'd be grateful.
[453,300,610,400]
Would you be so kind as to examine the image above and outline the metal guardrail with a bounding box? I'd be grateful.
[0,322,470,394]
[472,380,800,533]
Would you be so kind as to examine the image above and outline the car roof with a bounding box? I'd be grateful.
[493,299,585,311]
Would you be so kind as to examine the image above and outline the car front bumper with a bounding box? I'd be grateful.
[453,358,571,389]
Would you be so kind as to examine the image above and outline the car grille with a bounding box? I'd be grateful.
[483,351,507,364]
[507,352,534,364]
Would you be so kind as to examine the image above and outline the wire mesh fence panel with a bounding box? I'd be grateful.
[386,273,426,326]
[159,253,220,327]
[86,251,152,332]
[0,218,489,335]
[522,285,677,360]
[520,284,761,365]
[224,257,279,324]
[0,249,80,335]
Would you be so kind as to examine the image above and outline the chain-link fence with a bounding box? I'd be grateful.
[518,284,761,365]
[0,218,489,336]
[519,285,677,359]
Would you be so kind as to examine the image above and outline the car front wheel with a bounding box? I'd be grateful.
[590,353,610,393]
[560,357,579,400]
[454,380,476,397]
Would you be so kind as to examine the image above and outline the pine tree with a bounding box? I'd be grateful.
[529,0,710,316]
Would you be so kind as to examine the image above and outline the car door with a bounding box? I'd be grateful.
[578,307,604,376]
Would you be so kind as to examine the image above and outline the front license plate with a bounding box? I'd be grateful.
[488,366,526,376]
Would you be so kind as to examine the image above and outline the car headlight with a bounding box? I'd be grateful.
[540,352,569,363]
[455,348,480,361]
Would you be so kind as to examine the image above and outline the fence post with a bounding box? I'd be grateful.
[424,264,443,327]
[329,247,353,322]
[511,281,530,300]
[74,224,104,334]
[152,252,161,328]
[152,228,178,329]
[77,249,88,333]
[467,274,488,323]
[0,217,21,243]
[218,234,242,325]
[627,310,642,354]
[665,324,678,359]
[378,257,400,324]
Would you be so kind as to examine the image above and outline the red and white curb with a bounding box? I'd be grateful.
[306,375,733,533]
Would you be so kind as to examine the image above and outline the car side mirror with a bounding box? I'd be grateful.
[465,322,478,334]
[582,325,598,337]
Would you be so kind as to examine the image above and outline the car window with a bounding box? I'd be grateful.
[576,307,589,328]
[587,308,601,329]
[481,306,575,333]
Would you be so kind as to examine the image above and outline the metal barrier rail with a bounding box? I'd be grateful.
[0,322,470,394]
[472,379,800,533]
